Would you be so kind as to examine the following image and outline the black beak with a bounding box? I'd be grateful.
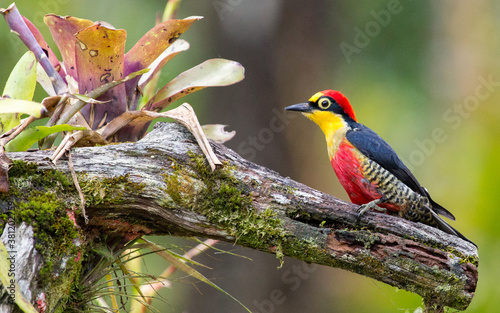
[284,102,313,112]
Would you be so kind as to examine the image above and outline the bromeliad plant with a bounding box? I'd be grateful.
[0,3,243,191]
[0,2,248,312]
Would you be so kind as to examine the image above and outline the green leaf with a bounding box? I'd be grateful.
[5,124,86,152]
[148,59,245,112]
[115,258,147,303]
[137,39,190,110]
[138,39,190,90]
[0,51,38,133]
[0,240,38,313]
[140,238,252,313]
[37,63,56,96]
[2,51,37,100]
[0,98,45,116]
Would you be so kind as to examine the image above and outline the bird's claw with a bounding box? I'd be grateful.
[356,199,387,218]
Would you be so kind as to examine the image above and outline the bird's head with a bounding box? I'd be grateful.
[285,90,357,137]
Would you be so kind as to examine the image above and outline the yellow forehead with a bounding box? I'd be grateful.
[309,92,324,103]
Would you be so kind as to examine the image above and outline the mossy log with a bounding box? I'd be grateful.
[0,122,477,312]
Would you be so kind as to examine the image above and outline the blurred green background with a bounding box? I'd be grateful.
[0,0,497,312]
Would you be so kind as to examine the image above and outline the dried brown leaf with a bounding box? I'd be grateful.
[98,103,222,170]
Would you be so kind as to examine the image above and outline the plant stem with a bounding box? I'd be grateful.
[163,0,182,21]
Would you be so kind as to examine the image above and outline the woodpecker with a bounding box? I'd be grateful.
[286,90,474,246]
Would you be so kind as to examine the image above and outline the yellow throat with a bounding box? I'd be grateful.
[302,109,349,159]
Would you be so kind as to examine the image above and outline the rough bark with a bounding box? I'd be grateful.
[0,122,477,312]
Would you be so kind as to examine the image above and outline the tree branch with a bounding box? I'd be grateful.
[4,122,477,312]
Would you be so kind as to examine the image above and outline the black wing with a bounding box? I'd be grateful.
[345,122,455,220]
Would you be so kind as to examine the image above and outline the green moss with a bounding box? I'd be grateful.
[51,256,85,313]
[335,228,380,249]
[167,152,351,267]
[79,173,145,206]
[7,160,72,194]
[284,235,332,265]
[2,160,84,310]
[162,152,475,308]
[16,191,79,249]
[459,254,479,266]
[162,158,194,206]
[383,253,472,309]
[444,246,479,267]
[272,183,297,195]
[285,207,311,221]
[3,161,149,311]
[164,152,289,266]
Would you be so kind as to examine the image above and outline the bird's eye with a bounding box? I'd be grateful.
[318,97,332,109]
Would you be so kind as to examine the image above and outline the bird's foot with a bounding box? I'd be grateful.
[357,198,387,217]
